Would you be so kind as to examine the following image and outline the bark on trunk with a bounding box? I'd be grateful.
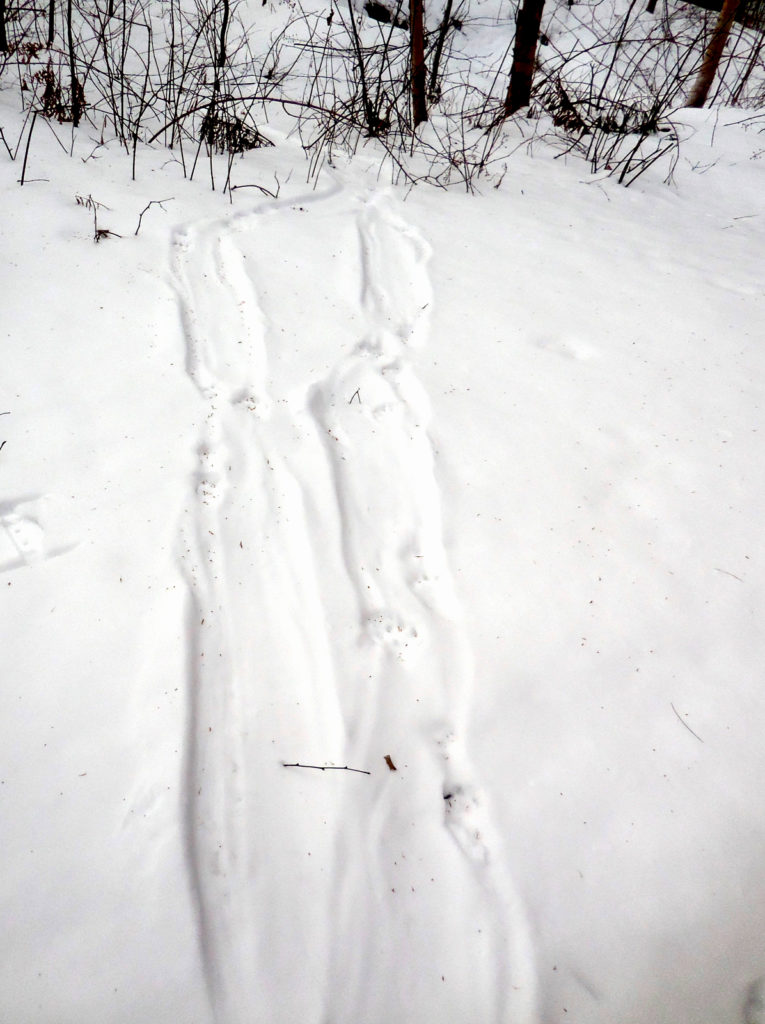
[0,0,8,54]
[504,0,546,117]
[410,0,428,126]
[67,0,82,126]
[428,0,453,101]
[686,0,742,107]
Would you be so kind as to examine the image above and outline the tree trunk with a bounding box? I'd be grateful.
[686,0,742,107]
[216,0,230,71]
[67,0,82,126]
[410,0,428,126]
[504,0,546,117]
[47,0,55,46]
[428,0,452,101]
[0,0,8,54]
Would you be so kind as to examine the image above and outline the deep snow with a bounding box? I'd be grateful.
[1,85,765,1024]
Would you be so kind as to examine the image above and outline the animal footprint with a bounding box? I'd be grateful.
[364,611,420,659]
[435,730,492,865]
[408,561,460,619]
[0,496,77,573]
[442,782,491,866]
[196,445,222,505]
[230,386,272,419]
[2,513,44,562]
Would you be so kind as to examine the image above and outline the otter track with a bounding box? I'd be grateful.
[173,186,538,1024]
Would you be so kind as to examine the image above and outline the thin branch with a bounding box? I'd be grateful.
[0,127,13,160]
[229,174,280,198]
[134,196,175,235]
[713,567,743,582]
[282,761,371,775]
[670,702,704,743]
[18,113,37,187]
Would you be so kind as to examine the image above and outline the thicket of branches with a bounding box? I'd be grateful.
[1,0,764,190]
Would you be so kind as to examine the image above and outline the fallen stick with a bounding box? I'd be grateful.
[282,762,371,775]
[670,703,704,743]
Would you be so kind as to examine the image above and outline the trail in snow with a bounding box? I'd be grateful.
[173,185,537,1024]
[173,185,349,1024]
[313,195,538,1024]
[173,219,260,1024]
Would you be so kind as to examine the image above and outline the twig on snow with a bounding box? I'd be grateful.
[229,173,281,199]
[134,197,175,236]
[714,567,743,582]
[348,388,361,404]
[670,702,704,743]
[282,761,371,775]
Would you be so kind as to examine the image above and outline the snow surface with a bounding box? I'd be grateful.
[2,90,765,1024]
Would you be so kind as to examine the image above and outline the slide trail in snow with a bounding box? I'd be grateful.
[173,182,349,1024]
[173,186,537,1024]
[314,195,537,1024]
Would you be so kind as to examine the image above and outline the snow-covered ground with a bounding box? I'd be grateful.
[2,73,765,1024]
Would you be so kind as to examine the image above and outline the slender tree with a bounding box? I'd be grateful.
[504,0,546,116]
[410,0,428,125]
[67,0,83,125]
[428,0,453,101]
[200,0,231,152]
[210,0,230,118]
[216,0,230,72]
[686,0,742,107]
[0,0,8,54]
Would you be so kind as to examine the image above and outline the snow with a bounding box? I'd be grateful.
[2,71,765,1024]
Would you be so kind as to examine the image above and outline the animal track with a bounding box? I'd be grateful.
[1,512,44,564]
[230,386,272,418]
[364,610,421,658]
[435,729,495,865]
[443,782,491,866]
[0,496,77,573]
[173,192,539,1024]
